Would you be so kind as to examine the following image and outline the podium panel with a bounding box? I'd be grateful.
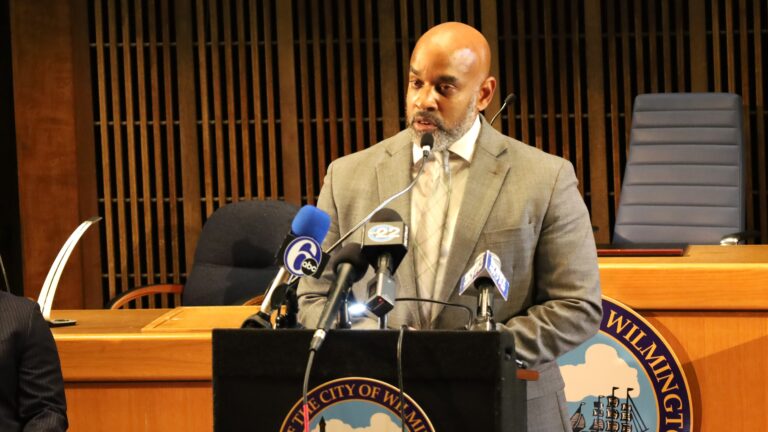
[213,329,526,432]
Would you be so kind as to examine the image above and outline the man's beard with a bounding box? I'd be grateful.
[408,95,478,152]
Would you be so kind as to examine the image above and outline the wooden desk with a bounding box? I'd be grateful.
[599,245,768,431]
[52,246,768,431]
[52,307,259,431]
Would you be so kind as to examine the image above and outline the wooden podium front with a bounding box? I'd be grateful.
[52,246,768,431]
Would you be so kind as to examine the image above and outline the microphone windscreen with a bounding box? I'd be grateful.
[370,208,403,223]
[329,242,369,282]
[291,205,331,241]
[420,133,434,149]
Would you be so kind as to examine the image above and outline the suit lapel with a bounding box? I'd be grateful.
[433,121,510,311]
[375,134,422,326]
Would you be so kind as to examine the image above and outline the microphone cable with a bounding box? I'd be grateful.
[301,349,316,432]
[394,297,474,330]
[397,325,407,432]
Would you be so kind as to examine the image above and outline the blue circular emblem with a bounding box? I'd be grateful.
[280,377,435,432]
[367,224,401,242]
[558,296,694,432]
[283,236,323,277]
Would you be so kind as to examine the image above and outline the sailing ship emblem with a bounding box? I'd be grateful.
[559,296,694,431]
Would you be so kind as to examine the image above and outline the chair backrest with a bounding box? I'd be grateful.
[613,93,744,245]
[182,199,299,305]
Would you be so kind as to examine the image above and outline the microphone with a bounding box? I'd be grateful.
[322,133,433,256]
[489,93,517,126]
[458,250,510,331]
[309,242,369,352]
[243,205,331,329]
[361,209,408,321]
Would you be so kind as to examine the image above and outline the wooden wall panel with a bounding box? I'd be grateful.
[11,0,100,306]
[12,0,768,303]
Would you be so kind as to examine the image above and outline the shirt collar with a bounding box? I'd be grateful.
[412,115,481,164]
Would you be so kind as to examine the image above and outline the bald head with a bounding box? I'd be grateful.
[406,22,496,149]
[411,22,492,84]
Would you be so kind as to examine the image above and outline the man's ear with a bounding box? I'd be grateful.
[476,76,497,112]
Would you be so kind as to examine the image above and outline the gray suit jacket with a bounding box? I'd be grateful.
[298,117,601,424]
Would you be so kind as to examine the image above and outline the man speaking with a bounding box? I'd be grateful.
[298,22,601,431]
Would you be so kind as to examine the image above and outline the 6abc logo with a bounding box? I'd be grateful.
[283,236,326,277]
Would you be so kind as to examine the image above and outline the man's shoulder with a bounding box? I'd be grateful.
[329,129,411,169]
[0,292,37,332]
[484,126,569,172]
[0,291,36,325]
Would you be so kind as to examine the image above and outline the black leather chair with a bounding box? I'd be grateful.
[110,199,299,309]
[613,93,746,245]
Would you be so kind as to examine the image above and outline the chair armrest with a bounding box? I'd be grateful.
[241,294,265,306]
[108,284,184,309]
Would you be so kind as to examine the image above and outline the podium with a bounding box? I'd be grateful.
[213,329,527,431]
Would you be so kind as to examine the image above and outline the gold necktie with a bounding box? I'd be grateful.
[413,150,451,326]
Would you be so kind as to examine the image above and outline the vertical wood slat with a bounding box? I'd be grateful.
[571,0,585,194]
[711,0,722,92]
[107,0,129,293]
[516,1,529,144]
[502,0,516,138]
[479,0,500,129]
[543,0,557,155]
[674,0,685,91]
[310,1,328,189]
[120,0,142,288]
[196,0,214,216]
[323,2,340,162]
[263,0,279,199]
[338,1,353,157]
[648,0,659,92]
[584,0,610,242]
[661,1,672,91]
[530,1,543,150]
[606,0,621,215]
[556,0,569,161]
[248,0,266,199]
[620,0,632,154]
[754,0,767,244]
[161,0,181,284]
[297,0,314,204]
[133,0,155,303]
[688,0,708,91]
[276,0,301,203]
[633,0,645,95]
[148,0,165,284]
[94,0,117,299]
[738,0,754,233]
[236,1,252,200]
[209,1,227,208]
[724,0,735,92]
[400,0,411,132]
[378,0,400,139]
[176,0,203,271]
[223,0,239,201]
[350,1,365,152]
[364,1,377,148]
[147,0,169,285]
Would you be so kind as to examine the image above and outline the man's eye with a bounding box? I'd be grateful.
[438,84,455,94]
[410,80,423,89]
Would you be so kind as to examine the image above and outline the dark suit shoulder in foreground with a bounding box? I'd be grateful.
[0,291,68,432]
